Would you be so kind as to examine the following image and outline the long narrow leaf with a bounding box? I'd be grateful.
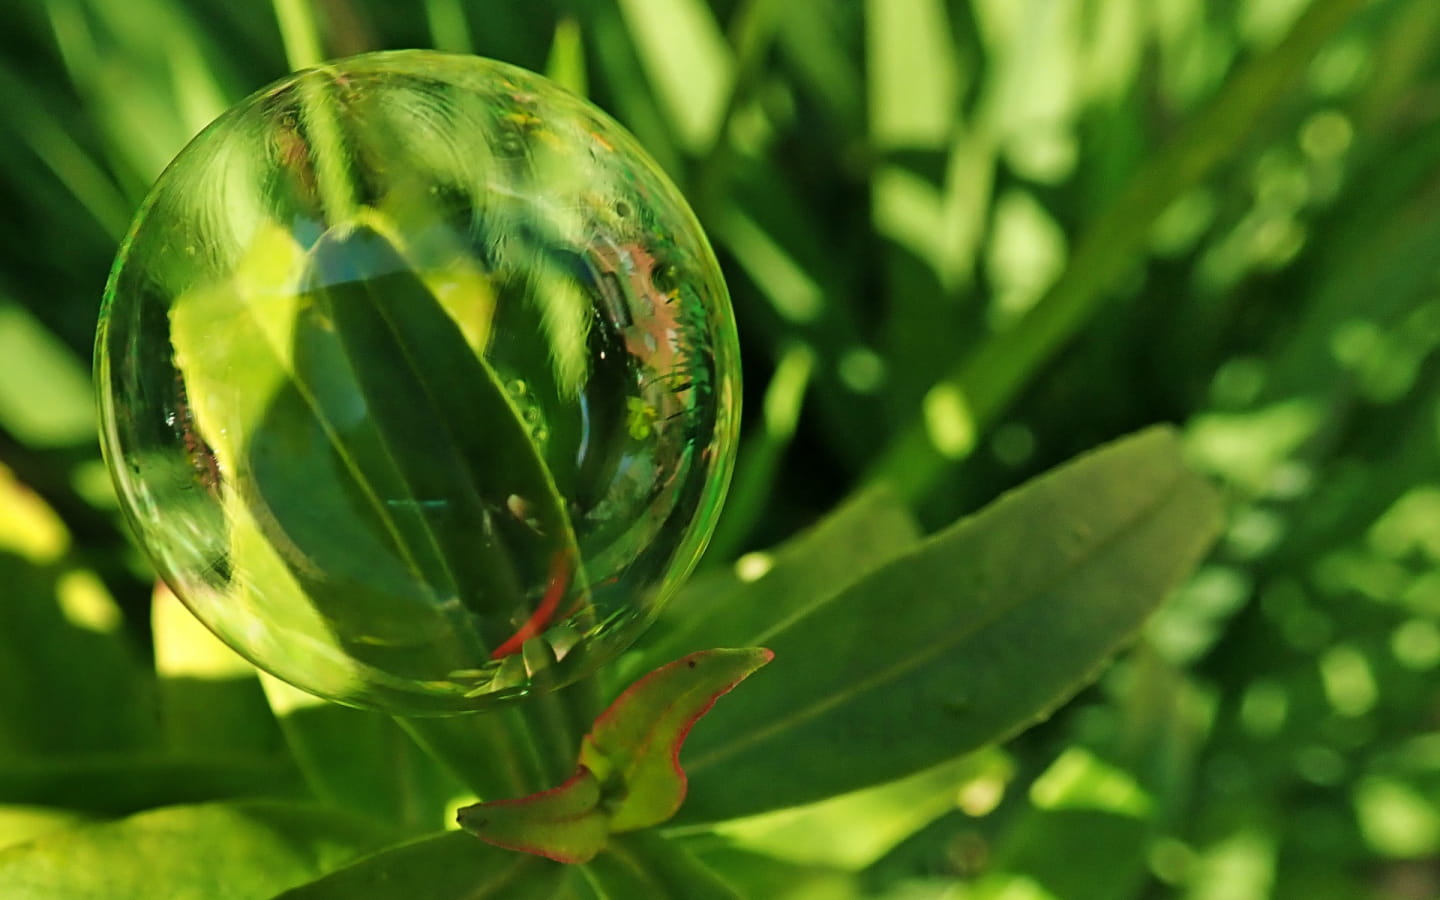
[675,426,1222,822]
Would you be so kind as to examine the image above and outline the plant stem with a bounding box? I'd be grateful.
[398,673,602,802]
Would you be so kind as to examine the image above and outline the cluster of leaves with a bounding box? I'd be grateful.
[0,0,1438,897]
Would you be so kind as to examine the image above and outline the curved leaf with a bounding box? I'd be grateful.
[675,426,1223,823]
[167,217,590,706]
[582,648,773,831]
[453,647,772,862]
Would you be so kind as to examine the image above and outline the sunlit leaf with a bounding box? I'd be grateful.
[676,426,1223,822]
[152,582,280,756]
[0,800,398,899]
[0,300,95,448]
[261,676,467,834]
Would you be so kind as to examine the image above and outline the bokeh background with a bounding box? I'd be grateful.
[2,0,1439,897]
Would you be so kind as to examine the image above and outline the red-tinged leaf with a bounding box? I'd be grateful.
[453,647,772,863]
[456,767,608,864]
[579,648,774,832]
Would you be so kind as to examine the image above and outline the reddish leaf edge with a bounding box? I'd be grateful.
[457,647,773,864]
[456,767,606,864]
[582,647,776,830]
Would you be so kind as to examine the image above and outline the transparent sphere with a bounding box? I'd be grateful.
[96,51,740,714]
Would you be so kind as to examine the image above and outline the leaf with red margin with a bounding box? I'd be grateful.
[579,648,774,832]
[455,647,772,862]
[456,768,607,864]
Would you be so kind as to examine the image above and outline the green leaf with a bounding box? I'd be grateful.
[582,831,742,900]
[249,223,584,671]
[685,842,861,900]
[260,676,468,834]
[152,582,282,756]
[866,0,961,150]
[0,466,154,757]
[674,426,1223,823]
[546,17,588,97]
[0,806,93,853]
[455,648,771,861]
[629,488,921,684]
[396,711,552,802]
[0,755,300,815]
[397,673,604,803]
[0,800,398,899]
[458,768,609,864]
[615,0,735,151]
[0,298,95,448]
[581,648,773,832]
[168,219,590,707]
[275,830,572,899]
[694,748,1012,870]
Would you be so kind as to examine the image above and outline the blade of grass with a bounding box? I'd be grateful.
[866,0,961,149]
[45,0,233,190]
[865,0,1371,501]
[546,17,588,97]
[615,0,734,153]
[424,0,473,54]
[570,1,681,175]
[0,65,131,239]
[269,3,358,223]
[704,342,814,562]
[691,0,789,208]
[273,0,325,70]
[0,299,98,448]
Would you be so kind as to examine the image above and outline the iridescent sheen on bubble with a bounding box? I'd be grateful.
[96,51,740,713]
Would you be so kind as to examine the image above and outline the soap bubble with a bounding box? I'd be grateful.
[96,51,740,714]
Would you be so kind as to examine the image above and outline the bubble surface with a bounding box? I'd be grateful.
[96,51,740,713]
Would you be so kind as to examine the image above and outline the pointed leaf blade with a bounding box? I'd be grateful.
[674,426,1224,823]
[581,648,773,831]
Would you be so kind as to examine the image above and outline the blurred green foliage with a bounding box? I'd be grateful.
[1,0,1439,897]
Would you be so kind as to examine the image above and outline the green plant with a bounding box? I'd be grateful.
[3,0,1438,897]
[0,418,1221,897]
